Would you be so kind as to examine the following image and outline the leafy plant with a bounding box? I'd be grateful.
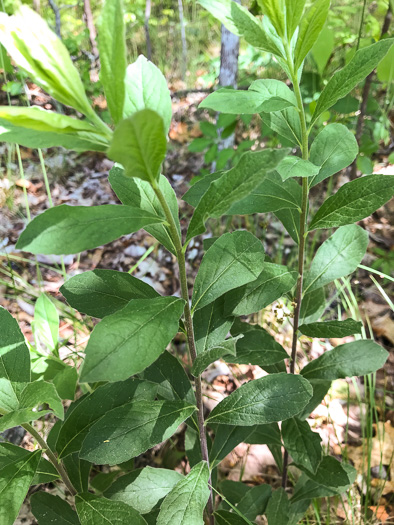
[0,2,393,525]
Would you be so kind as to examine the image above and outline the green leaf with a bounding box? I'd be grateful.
[275,207,301,244]
[194,297,234,355]
[245,422,282,446]
[276,156,320,180]
[16,204,164,255]
[299,288,326,324]
[97,0,126,124]
[377,44,394,83]
[228,327,288,368]
[76,493,147,524]
[32,455,60,485]
[285,0,306,39]
[63,453,91,493]
[262,107,302,146]
[185,148,289,241]
[56,378,157,458]
[309,175,394,229]
[104,467,183,514]
[19,380,64,419]
[0,448,41,525]
[298,319,363,338]
[250,79,297,110]
[80,400,196,465]
[297,380,331,420]
[0,7,93,116]
[108,109,167,183]
[60,269,159,318]
[312,39,394,125]
[34,294,59,351]
[157,461,210,525]
[308,124,358,187]
[303,225,368,294]
[209,426,254,469]
[215,510,252,525]
[206,373,312,425]
[282,417,322,473]
[191,337,239,377]
[192,231,265,311]
[0,307,30,382]
[237,483,272,520]
[294,0,330,70]
[265,488,290,525]
[224,262,297,316]
[109,168,180,255]
[311,25,335,75]
[80,296,184,382]
[31,492,80,524]
[257,0,285,36]
[301,340,388,381]
[123,55,172,134]
[0,443,58,486]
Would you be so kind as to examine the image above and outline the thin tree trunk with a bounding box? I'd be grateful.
[84,0,99,60]
[48,0,61,38]
[145,0,152,61]
[178,0,188,82]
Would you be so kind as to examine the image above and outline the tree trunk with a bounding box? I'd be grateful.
[48,0,61,38]
[178,0,188,82]
[145,0,152,60]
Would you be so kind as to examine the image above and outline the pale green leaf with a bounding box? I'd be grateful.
[33,294,58,351]
[294,0,330,70]
[257,0,285,36]
[0,307,30,382]
[31,492,80,524]
[76,493,147,524]
[282,417,322,473]
[262,107,302,145]
[285,0,306,39]
[277,156,319,180]
[311,25,335,75]
[194,297,234,355]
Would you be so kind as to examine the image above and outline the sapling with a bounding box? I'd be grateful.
[0,1,393,524]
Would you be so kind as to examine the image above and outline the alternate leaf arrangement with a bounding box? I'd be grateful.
[0,1,393,524]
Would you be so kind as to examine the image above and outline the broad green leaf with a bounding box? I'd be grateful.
[309,175,394,229]
[183,171,223,208]
[237,483,272,520]
[282,417,322,473]
[60,269,159,318]
[299,288,326,324]
[76,493,147,524]
[108,109,167,183]
[309,124,359,187]
[285,0,306,39]
[377,44,394,83]
[80,296,184,382]
[294,0,330,70]
[123,55,172,133]
[80,400,196,465]
[109,168,180,254]
[0,442,56,487]
[0,449,41,525]
[191,337,239,377]
[262,107,302,146]
[0,7,93,116]
[250,79,297,110]
[33,294,58,351]
[157,461,210,525]
[311,25,335,75]
[32,455,60,485]
[276,156,319,180]
[257,0,285,36]
[104,467,183,514]
[206,373,312,425]
[30,358,77,401]
[209,425,254,468]
[312,39,394,125]
[224,262,297,316]
[19,380,63,419]
[303,225,368,294]
[301,340,388,381]
[56,378,157,458]
[0,407,51,432]
[245,422,282,446]
[298,318,363,338]
[0,307,30,382]
[227,327,288,368]
[97,0,126,124]
[228,171,302,215]
[16,204,164,255]
[194,297,234,355]
[215,510,252,525]
[297,379,331,420]
[186,148,289,241]
[63,454,91,493]
[265,488,290,525]
[192,231,265,311]
[275,207,301,244]
[31,492,80,524]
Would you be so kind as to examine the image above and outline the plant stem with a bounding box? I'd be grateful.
[22,422,76,495]
[153,181,215,524]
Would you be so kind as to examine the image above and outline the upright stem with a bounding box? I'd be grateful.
[153,182,215,524]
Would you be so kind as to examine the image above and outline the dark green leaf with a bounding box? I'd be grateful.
[245,422,282,446]
[191,337,239,377]
[294,0,330,70]
[237,483,272,520]
[76,493,147,524]
[31,492,80,524]
[210,425,254,468]
[228,328,288,367]
[0,443,57,487]
[0,307,30,382]
[32,455,60,485]
[265,488,290,525]
[275,207,301,244]
[298,318,363,338]
[63,453,91,493]
[215,510,252,525]
[299,288,326,324]
[297,380,331,420]
[182,171,223,208]
[276,156,319,180]
[282,417,322,473]
[194,297,234,355]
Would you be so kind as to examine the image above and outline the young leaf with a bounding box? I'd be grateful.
[16,205,164,255]
[312,39,394,124]
[262,107,302,146]
[60,269,159,318]
[285,0,306,39]
[0,307,30,382]
[237,483,272,520]
[301,340,388,381]
[206,373,312,425]
[309,175,394,229]
[257,0,285,37]
[224,262,298,316]
[97,0,126,124]
[80,296,185,383]
[156,461,210,525]
[31,492,80,524]
[123,55,172,133]
[0,449,41,525]
[56,378,157,458]
[191,337,239,377]
[80,400,196,465]
[209,425,255,469]
[265,488,290,525]
[303,225,368,294]
[186,148,289,241]
[276,156,320,181]
[104,467,183,514]
[194,297,234,355]
[298,318,363,338]
[309,124,359,187]
[192,231,265,311]
[109,168,180,255]
[294,0,330,70]
[33,294,59,351]
[108,109,167,183]
[282,417,323,473]
[76,493,147,524]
